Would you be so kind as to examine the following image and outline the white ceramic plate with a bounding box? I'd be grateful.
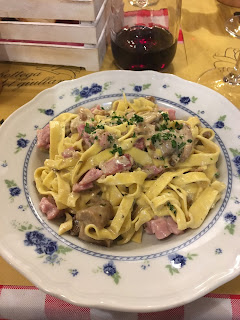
[0,70,240,312]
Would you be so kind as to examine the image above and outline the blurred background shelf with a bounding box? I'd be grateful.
[0,0,110,71]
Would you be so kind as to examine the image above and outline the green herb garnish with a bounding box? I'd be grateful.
[107,135,114,143]
[84,123,95,134]
[167,202,177,214]
[110,144,123,156]
[175,122,183,130]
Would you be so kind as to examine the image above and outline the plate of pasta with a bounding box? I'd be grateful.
[0,70,240,312]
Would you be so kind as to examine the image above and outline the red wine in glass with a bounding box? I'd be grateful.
[111,25,177,71]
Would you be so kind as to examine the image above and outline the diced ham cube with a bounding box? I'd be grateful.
[97,131,112,150]
[90,105,109,116]
[145,217,172,239]
[158,107,176,120]
[72,168,103,192]
[166,216,183,235]
[39,196,61,220]
[145,216,183,240]
[90,105,102,113]
[72,181,94,192]
[142,165,164,179]
[100,154,133,176]
[62,147,75,158]
[37,124,50,150]
[77,123,86,137]
[80,168,103,185]
[134,137,145,150]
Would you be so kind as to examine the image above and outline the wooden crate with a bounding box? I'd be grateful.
[0,0,105,22]
[0,0,110,71]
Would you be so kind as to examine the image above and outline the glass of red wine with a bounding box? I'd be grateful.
[197,13,240,105]
[110,0,182,71]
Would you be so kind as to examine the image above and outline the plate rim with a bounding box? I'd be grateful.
[1,70,240,312]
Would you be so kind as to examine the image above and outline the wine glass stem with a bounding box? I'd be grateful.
[234,54,240,73]
[223,53,240,85]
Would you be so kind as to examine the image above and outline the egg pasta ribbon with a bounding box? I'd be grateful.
[34,96,225,246]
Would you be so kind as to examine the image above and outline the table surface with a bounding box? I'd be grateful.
[0,0,240,296]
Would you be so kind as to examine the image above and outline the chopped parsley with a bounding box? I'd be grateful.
[162,132,174,141]
[131,114,144,123]
[171,140,177,148]
[107,135,114,143]
[151,132,176,145]
[178,142,186,150]
[110,144,123,156]
[96,124,105,129]
[175,122,183,130]
[151,133,161,144]
[157,123,168,131]
[161,112,169,122]
[111,115,126,125]
[167,202,177,214]
[187,139,193,143]
[84,123,95,134]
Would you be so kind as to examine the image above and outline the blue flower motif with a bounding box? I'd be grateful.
[162,84,168,88]
[180,97,191,105]
[169,253,187,269]
[35,239,58,256]
[215,248,223,254]
[43,239,58,255]
[103,261,117,276]
[17,138,29,148]
[133,85,142,92]
[90,83,102,94]
[233,155,240,167]
[224,212,237,224]
[18,205,28,211]
[9,186,21,197]
[80,86,91,98]
[70,269,79,277]
[214,121,224,129]
[1,160,8,167]
[71,88,80,96]
[44,109,54,116]
[24,231,46,246]
[44,253,60,265]
[24,231,58,256]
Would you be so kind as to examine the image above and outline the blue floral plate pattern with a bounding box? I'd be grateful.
[0,70,239,312]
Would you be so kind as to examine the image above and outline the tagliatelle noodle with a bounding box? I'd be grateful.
[34,96,225,245]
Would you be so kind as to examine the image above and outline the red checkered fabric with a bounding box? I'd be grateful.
[0,285,239,320]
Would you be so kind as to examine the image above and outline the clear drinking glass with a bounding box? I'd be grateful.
[110,0,182,71]
[197,13,240,105]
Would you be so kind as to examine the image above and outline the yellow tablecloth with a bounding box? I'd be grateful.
[0,0,240,294]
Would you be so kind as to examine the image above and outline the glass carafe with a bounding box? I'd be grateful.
[110,0,182,71]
